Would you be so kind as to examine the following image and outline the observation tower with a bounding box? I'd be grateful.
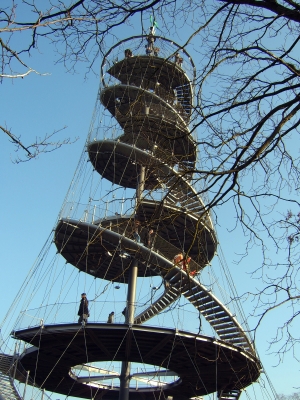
[0,30,261,400]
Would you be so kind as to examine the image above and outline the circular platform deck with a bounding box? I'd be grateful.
[14,324,260,400]
[117,116,196,166]
[55,218,170,282]
[101,84,190,123]
[55,204,216,282]
[88,140,195,190]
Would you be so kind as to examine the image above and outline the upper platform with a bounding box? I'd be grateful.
[101,35,196,122]
[101,36,196,90]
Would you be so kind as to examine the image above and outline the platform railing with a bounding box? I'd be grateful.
[11,296,203,333]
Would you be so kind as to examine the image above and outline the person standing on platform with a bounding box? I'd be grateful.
[107,311,115,323]
[143,228,154,248]
[78,293,89,325]
[133,218,141,243]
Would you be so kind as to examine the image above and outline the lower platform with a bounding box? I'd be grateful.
[13,324,261,400]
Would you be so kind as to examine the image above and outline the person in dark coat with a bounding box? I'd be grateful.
[143,228,154,248]
[78,293,89,325]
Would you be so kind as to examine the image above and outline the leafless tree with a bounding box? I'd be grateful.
[1,0,299,355]
[0,124,74,163]
[184,1,300,359]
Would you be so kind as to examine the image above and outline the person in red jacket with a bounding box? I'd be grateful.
[174,253,195,275]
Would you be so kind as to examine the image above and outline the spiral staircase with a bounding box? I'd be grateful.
[0,354,22,400]
[2,33,261,400]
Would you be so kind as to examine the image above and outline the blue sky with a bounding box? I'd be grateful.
[0,8,299,400]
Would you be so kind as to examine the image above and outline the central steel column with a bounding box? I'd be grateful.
[119,165,145,400]
[119,259,138,400]
[136,166,145,205]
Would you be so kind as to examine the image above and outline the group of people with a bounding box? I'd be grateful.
[133,228,154,247]
[77,294,127,326]
[132,219,154,248]
[126,44,181,62]
[145,25,160,56]
[123,26,184,65]
[174,52,183,66]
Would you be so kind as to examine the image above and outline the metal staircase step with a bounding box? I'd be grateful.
[190,295,212,307]
[169,274,185,286]
[210,322,235,332]
[134,287,180,325]
[180,197,199,207]
[217,327,241,335]
[206,315,232,323]
[198,304,223,313]
[0,354,14,373]
[183,287,205,298]
[227,336,249,345]
[202,311,228,319]
[165,187,204,215]
[219,332,244,340]
[193,299,216,309]
[170,272,189,284]
[164,269,180,280]
[165,194,179,204]
[189,207,204,214]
